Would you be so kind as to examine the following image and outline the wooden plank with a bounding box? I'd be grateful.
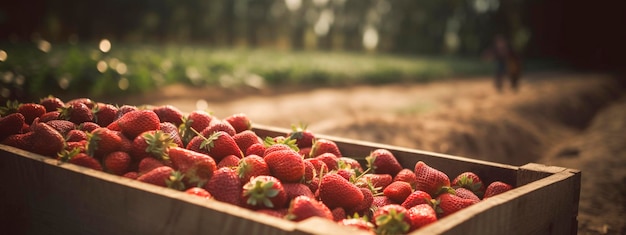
[411,170,579,235]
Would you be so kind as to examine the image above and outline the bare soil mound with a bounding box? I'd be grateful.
[121,72,625,234]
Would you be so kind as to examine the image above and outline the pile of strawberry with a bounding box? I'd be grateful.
[0,96,514,235]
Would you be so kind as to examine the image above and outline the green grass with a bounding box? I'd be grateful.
[0,42,497,101]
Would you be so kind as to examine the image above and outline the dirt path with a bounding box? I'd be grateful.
[121,72,625,234]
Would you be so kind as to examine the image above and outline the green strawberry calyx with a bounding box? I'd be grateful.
[243,177,280,208]
[144,131,177,161]
[375,208,410,235]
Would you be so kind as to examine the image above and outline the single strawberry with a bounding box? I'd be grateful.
[337,168,356,181]
[159,122,184,147]
[201,119,236,137]
[454,187,480,203]
[116,110,161,139]
[264,149,305,183]
[298,147,311,157]
[187,131,243,162]
[45,119,76,136]
[217,154,241,169]
[30,122,65,157]
[92,103,118,127]
[372,195,395,208]
[18,103,46,125]
[414,161,451,197]
[451,171,485,198]
[286,195,333,222]
[302,159,316,183]
[237,155,271,184]
[179,110,214,145]
[130,130,177,162]
[366,149,402,177]
[103,151,132,175]
[65,129,87,142]
[39,95,65,112]
[116,105,138,119]
[435,193,478,217]
[383,181,413,204]
[483,181,513,199]
[339,157,364,172]
[394,168,418,189]
[314,152,340,171]
[87,127,122,159]
[350,187,375,216]
[401,190,434,209]
[123,171,139,179]
[0,113,25,140]
[39,111,60,122]
[224,113,252,133]
[283,182,315,202]
[1,132,34,151]
[64,140,87,153]
[204,167,243,206]
[152,105,184,126]
[78,122,100,133]
[168,146,217,187]
[406,204,438,231]
[287,123,315,149]
[58,148,103,171]
[318,173,364,210]
[137,166,185,190]
[242,175,288,209]
[338,217,376,234]
[233,130,262,154]
[356,173,393,192]
[137,157,166,175]
[59,102,93,124]
[310,138,342,158]
[263,141,298,157]
[185,187,212,199]
[331,207,347,221]
[245,143,266,157]
[373,204,411,235]
[65,98,95,109]
[305,158,329,178]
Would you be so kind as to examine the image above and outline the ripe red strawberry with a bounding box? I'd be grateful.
[336,168,356,181]
[305,158,329,177]
[310,138,342,158]
[79,122,100,133]
[233,130,262,154]
[45,119,76,136]
[123,171,139,179]
[314,152,339,171]
[394,168,418,189]
[168,146,217,187]
[39,111,60,122]
[1,132,33,151]
[103,151,131,175]
[180,110,214,144]
[454,187,480,203]
[224,113,251,133]
[87,127,122,159]
[356,173,393,192]
[350,187,374,216]
[286,195,333,222]
[383,181,413,204]
[201,119,237,137]
[0,113,25,140]
[159,122,184,147]
[452,171,485,198]
[64,140,87,153]
[373,204,411,235]
[237,155,270,184]
[263,141,298,157]
[116,110,161,139]
[137,166,185,190]
[65,98,95,109]
[59,102,93,124]
[185,187,212,199]
[92,103,118,127]
[65,129,87,142]
[39,96,65,112]
[187,131,243,162]
[331,207,346,221]
[401,190,433,209]
[116,105,138,118]
[18,103,46,125]
[264,149,305,183]
[130,130,176,162]
[483,181,513,199]
[138,157,167,175]
[339,157,364,172]
[406,204,438,231]
[30,122,65,157]
[366,149,402,177]
[58,149,103,171]
[338,217,376,233]
[318,173,364,210]
[435,193,478,217]
[204,167,243,206]
[283,182,315,202]
[217,154,241,169]
[302,160,316,183]
[152,105,184,126]
[242,175,288,209]
[245,143,266,157]
[414,161,451,197]
[287,124,315,149]
[372,195,394,208]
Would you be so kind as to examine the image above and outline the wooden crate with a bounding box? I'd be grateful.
[0,124,580,235]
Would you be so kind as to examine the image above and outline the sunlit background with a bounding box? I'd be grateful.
[0,0,624,103]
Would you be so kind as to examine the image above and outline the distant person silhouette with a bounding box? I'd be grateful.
[484,35,521,92]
